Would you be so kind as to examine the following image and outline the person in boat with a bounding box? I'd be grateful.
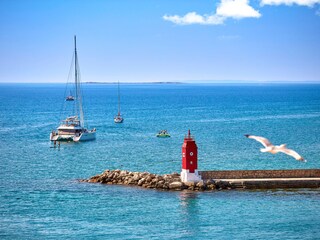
[158,130,169,135]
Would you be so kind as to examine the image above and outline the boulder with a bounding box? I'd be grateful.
[120,170,128,177]
[88,176,100,183]
[169,181,183,190]
[196,181,205,190]
[184,182,195,188]
[132,173,140,181]
[138,178,146,186]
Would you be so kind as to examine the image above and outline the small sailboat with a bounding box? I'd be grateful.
[65,90,75,101]
[114,80,124,123]
[50,36,96,142]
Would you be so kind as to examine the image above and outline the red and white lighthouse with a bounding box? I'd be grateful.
[181,130,202,183]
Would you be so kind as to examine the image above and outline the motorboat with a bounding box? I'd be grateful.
[156,130,170,138]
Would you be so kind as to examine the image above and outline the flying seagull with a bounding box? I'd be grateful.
[244,134,306,162]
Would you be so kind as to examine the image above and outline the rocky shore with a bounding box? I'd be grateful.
[81,169,233,191]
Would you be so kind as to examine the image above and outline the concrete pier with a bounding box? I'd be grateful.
[199,169,320,189]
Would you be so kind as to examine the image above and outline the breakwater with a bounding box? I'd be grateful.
[82,169,221,191]
[82,169,320,191]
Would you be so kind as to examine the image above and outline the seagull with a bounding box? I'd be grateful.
[244,134,306,162]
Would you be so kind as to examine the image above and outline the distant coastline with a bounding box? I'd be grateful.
[0,81,319,85]
[84,81,183,84]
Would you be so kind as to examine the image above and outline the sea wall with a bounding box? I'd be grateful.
[198,169,320,180]
[240,179,320,189]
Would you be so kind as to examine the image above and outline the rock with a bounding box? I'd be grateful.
[138,178,145,186]
[132,173,140,181]
[156,176,164,182]
[171,178,181,183]
[169,181,183,190]
[171,172,180,177]
[196,181,205,190]
[149,181,157,188]
[163,174,171,181]
[107,172,114,179]
[207,184,216,190]
[184,182,195,187]
[156,182,164,188]
[113,173,119,179]
[145,175,153,183]
[140,172,149,177]
[88,176,100,183]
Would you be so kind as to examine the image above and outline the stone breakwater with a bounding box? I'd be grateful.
[81,169,232,191]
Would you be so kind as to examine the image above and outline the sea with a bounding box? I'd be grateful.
[0,83,319,239]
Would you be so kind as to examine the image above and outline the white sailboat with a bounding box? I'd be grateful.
[114,80,124,123]
[50,36,96,142]
[65,90,75,101]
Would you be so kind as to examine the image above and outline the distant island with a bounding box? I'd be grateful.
[85,81,183,84]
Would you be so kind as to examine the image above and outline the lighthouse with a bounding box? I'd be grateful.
[181,130,202,183]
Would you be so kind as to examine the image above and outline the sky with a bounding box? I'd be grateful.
[0,0,319,83]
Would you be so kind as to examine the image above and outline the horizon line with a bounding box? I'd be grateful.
[1,80,320,84]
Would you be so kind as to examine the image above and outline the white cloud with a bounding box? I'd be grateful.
[261,0,320,6]
[217,0,261,19]
[163,12,225,25]
[163,0,261,25]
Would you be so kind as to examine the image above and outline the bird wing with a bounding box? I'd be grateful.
[278,148,304,161]
[245,135,273,148]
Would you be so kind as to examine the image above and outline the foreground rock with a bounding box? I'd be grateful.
[80,169,226,191]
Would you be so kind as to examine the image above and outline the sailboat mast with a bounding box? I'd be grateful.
[74,35,84,127]
[74,36,79,118]
[117,80,121,115]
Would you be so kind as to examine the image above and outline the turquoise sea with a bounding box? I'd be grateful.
[0,83,319,239]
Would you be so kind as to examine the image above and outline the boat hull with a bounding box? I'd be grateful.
[114,118,124,123]
[156,134,171,138]
[50,134,73,141]
[50,129,96,142]
[73,131,96,142]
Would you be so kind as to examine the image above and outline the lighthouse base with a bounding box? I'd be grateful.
[181,169,202,183]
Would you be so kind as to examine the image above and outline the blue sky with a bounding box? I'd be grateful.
[0,0,319,83]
